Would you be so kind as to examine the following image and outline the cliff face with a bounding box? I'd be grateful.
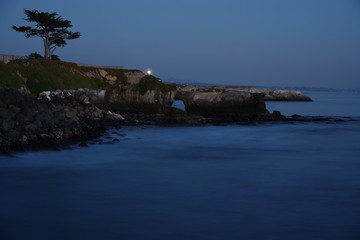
[124,71,145,84]
[105,84,176,113]
[0,59,295,121]
[175,90,268,117]
[247,88,312,101]
[178,85,312,101]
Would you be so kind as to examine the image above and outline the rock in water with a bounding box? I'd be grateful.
[177,85,312,102]
[175,90,268,120]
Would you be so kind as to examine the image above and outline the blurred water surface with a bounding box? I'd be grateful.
[1,91,360,240]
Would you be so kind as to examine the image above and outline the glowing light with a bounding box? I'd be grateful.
[147,69,152,75]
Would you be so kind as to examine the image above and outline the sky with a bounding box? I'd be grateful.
[1,0,360,89]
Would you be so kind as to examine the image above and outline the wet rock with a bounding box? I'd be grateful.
[105,110,124,121]
[0,119,15,131]
[0,87,124,153]
[290,114,302,118]
[8,104,21,113]
[271,110,287,120]
[79,141,88,147]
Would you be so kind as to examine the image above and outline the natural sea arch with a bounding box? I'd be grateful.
[171,100,186,111]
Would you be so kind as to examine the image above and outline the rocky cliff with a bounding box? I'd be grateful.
[0,59,327,153]
[104,75,177,113]
[0,87,123,152]
[175,90,267,115]
[178,85,312,101]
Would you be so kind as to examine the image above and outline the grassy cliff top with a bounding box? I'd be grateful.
[134,75,177,95]
[0,60,143,95]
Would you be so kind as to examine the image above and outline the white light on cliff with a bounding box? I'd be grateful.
[147,69,152,75]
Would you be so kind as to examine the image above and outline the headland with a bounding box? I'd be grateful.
[0,59,324,153]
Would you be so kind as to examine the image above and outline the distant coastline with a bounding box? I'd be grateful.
[261,86,360,93]
[164,78,360,93]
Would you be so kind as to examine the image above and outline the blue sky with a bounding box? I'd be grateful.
[1,0,360,88]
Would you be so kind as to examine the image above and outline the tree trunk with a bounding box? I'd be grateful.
[43,40,47,60]
[44,33,50,60]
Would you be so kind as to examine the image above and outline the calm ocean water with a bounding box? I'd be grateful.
[1,91,360,240]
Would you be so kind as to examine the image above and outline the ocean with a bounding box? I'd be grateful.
[1,91,360,240]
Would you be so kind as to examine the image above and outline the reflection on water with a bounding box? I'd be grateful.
[0,92,360,240]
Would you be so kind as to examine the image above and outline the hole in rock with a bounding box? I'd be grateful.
[172,100,186,111]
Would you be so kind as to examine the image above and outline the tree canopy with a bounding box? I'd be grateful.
[13,9,81,60]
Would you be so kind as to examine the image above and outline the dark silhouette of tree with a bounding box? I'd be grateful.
[13,9,81,60]
[51,54,61,61]
[27,52,61,61]
[27,52,43,60]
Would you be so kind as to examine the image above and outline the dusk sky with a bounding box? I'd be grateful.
[1,0,360,89]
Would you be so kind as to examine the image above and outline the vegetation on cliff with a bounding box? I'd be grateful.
[27,52,61,61]
[0,60,106,95]
[0,59,159,96]
[0,59,179,98]
[134,75,177,95]
[0,61,24,89]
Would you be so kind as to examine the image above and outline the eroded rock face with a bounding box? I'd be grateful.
[39,88,106,104]
[179,85,312,101]
[105,85,176,113]
[99,70,117,84]
[124,71,145,84]
[260,89,312,101]
[175,90,268,117]
[73,67,144,85]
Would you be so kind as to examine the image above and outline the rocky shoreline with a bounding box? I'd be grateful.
[0,87,125,153]
[0,60,329,153]
[0,85,347,154]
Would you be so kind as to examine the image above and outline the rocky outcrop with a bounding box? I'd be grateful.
[249,88,312,101]
[124,71,145,84]
[105,84,176,113]
[175,90,268,116]
[78,68,145,85]
[174,87,290,121]
[98,69,118,84]
[39,88,106,104]
[0,87,124,153]
[178,85,312,101]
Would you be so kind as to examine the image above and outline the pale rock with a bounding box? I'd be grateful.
[125,71,145,84]
[99,69,117,84]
